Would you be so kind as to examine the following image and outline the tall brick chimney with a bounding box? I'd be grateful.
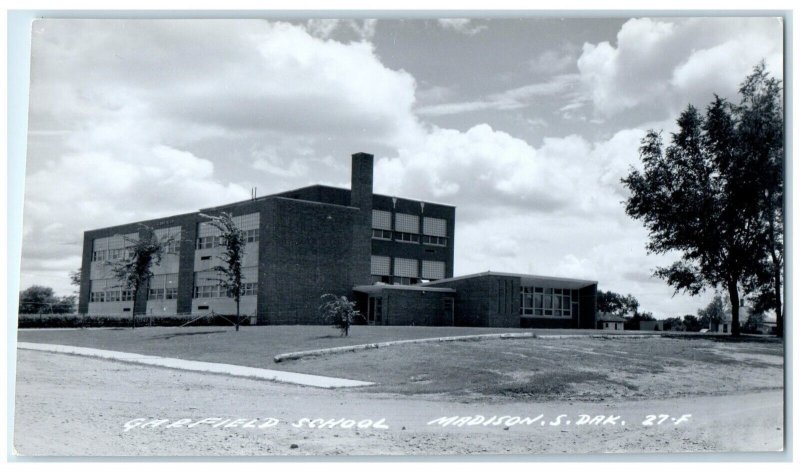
[350,152,373,286]
[350,152,373,210]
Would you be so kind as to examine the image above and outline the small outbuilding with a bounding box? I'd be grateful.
[597,313,626,331]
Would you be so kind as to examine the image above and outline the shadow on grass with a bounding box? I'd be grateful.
[149,330,228,340]
[661,334,783,344]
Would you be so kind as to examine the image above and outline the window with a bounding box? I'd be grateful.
[372,229,392,240]
[393,258,418,278]
[196,236,218,250]
[90,291,105,303]
[520,286,576,318]
[395,213,419,234]
[422,235,447,246]
[92,251,106,262]
[394,232,419,243]
[423,217,447,237]
[421,260,445,280]
[371,255,391,276]
[163,239,181,254]
[372,210,392,230]
[155,227,182,254]
[244,229,259,243]
[108,248,126,261]
[121,290,134,301]
[148,273,178,301]
[242,282,257,296]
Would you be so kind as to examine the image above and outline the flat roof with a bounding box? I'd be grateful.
[353,284,456,294]
[421,271,597,289]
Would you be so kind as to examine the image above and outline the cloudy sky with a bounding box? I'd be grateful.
[21,16,783,317]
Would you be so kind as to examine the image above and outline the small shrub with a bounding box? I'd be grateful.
[319,294,363,336]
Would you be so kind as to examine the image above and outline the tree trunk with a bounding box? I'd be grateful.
[728,281,740,337]
[766,194,783,338]
[773,268,782,338]
[235,298,240,332]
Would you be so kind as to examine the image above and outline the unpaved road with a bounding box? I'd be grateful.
[13,350,784,456]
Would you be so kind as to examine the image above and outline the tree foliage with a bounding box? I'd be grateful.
[597,290,640,317]
[737,62,784,336]
[18,285,76,314]
[622,63,783,336]
[108,225,169,329]
[697,294,726,329]
[199,212,246,332]
[319,294,362,336]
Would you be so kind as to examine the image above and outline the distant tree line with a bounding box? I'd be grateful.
[18,285,76,314]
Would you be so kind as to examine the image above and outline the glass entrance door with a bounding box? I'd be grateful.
[367,296,383,325]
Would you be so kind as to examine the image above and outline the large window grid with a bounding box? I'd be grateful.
[371,255,391,276]
[193,268,257,299]
[148,273,179,300]
[421,260,446,280]
[393,258,419,278]
[155,227,182,254]
[89,278,133,303]
[92,233,138,262]
[520,287,578,318]
[197,213,259,248]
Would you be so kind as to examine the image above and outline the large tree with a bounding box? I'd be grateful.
[737,63,784,337]
[623,99,764,336]
[200,212,246,332]
[597,290,640,317]
[109,225,168,329]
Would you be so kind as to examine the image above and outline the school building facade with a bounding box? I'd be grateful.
[78,152,598,328]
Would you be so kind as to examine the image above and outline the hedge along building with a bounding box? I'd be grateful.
[79,152,598,328]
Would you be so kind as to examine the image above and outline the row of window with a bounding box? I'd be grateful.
[520,287,579,318]
[92,283,259,301]
[370,256,446,281]
[196,229,259,250]
[90,289,134,303]
[193,282,257,299]
[371,210,448,245]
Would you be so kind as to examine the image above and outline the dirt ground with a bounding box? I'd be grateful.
[12,350,784,457]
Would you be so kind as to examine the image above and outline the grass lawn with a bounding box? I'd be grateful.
[17,325,783,401]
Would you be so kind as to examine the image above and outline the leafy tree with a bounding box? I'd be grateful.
[742,311,766,334]
[200,212,246,332]
[622,76,777,336]
[698,295,726,329]
[109,225,168,329]
[737,62,784,337]
[682,314,702,332]
[597,290,640,317]
[69,269,81,292]
[663,317,685,332]
[319,294,362,336]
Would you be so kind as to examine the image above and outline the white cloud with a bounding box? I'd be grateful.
[577,17,783,118]
[305,19,378,40]
[437,19,487,36]
[416,74,578,116]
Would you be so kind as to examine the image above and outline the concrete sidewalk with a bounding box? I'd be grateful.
[16,342,373,388]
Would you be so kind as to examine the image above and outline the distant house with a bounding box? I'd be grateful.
[597,313,625,331]
[709,298,776,334]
